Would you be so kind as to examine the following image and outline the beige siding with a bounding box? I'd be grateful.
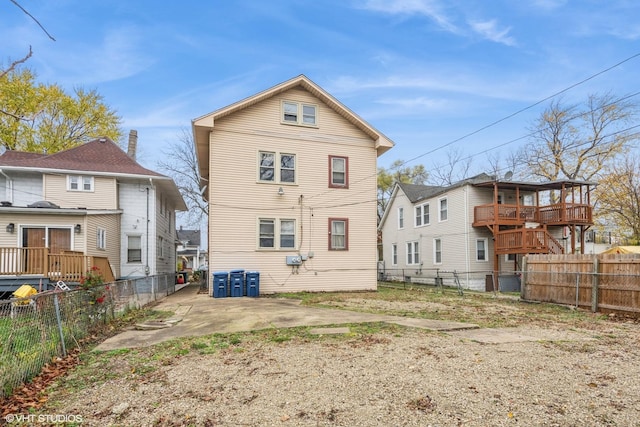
[85,214,121,278]
[44,174,118,209]
[208,87,379,293]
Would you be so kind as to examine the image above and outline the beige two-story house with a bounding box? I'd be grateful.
[193,75,394,294]
[0,136,186,294]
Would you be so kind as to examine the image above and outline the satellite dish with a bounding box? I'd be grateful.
[504,171,513,181]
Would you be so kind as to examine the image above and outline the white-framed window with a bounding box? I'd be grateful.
[407,241,420,265]
[258,151,296,183]
[391,243,398,266]
[97,228,106,250]
[68,175,94,192]
[439,197,448,222]
[259,218,296,250]
[157,236,164,258]
[282,100,317,126]
[476,238,488,262]
[434,238,442,264]
[329,155,348,188]
[127,235,142,263]
[415,203,430,227]
[398,207,404,229]
[329,218,348,250]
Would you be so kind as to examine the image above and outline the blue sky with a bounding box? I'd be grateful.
[1,0,639,179]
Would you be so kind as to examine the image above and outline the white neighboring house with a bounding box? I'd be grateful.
[0,134,187,293]
[192,75,394,294]
[176,227,202,271]
[378,174,595,291]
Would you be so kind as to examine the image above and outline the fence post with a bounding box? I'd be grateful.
[575,272,580,308]
[53,293,67,357]
[591,257,599,313]
[521,257,527,299]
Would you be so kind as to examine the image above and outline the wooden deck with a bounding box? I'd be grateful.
[0,247,114,283]
[494,228,564,255]
[473,203,592,227]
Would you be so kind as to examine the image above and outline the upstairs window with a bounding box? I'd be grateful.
[68,175,94,192]
[282,101,316,126]
[415,203,430,227]
[439,197,448,222]
[259,151,296,184]
[329,156,348,188]
[398,207,404,229]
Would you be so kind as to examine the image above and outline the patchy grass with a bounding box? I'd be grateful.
[271,284,606,329]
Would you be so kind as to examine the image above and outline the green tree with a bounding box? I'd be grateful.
[377,160,428,222]
[0,67,122,153]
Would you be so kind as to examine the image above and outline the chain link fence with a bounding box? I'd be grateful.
[377,268,521,293]
[0,274,179,398]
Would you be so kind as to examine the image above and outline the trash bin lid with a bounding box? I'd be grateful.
[212,271,228,275]
[230,269,245,274]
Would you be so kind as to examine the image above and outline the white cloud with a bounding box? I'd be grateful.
[361,0,460,34]
[469,19,516,46]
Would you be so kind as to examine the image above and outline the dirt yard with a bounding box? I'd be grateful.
[7,288,640,426]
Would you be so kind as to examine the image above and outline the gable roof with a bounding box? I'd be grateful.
[0,138,187,210]
[177,228,201,247]
[192,74,395,183]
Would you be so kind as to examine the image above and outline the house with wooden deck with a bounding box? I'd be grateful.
[0,134,187,295]
[378,173,595,291]
[192,75,394,294]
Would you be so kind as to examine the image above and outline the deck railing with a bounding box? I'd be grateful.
[0,247,112,282]
[474,203,592,226]
[495,228,564,255]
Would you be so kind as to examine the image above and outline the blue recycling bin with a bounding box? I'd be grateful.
[246,271,260,297]
[229,269,245,297]
[212,271,228,298]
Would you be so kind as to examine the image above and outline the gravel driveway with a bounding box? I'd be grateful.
[29,294,640,426]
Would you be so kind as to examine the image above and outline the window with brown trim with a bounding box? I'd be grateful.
[328,218,348,250]
[328,155,348,188]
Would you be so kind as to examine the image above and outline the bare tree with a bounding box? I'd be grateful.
[157,128,208,227]
[429,147,472,186]
[522,92,638,182]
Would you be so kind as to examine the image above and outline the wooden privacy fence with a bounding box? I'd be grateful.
[522,253,640,315]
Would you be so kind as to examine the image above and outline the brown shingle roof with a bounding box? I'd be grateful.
[0,138,164,177]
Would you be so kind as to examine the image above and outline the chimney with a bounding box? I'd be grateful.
[127,130,138,160]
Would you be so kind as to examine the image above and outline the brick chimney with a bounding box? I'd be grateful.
[127,130,138,160]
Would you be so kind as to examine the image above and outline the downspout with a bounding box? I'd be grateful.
[464,186,470,284]
[0,169,13,204]
[145,179,152,275]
